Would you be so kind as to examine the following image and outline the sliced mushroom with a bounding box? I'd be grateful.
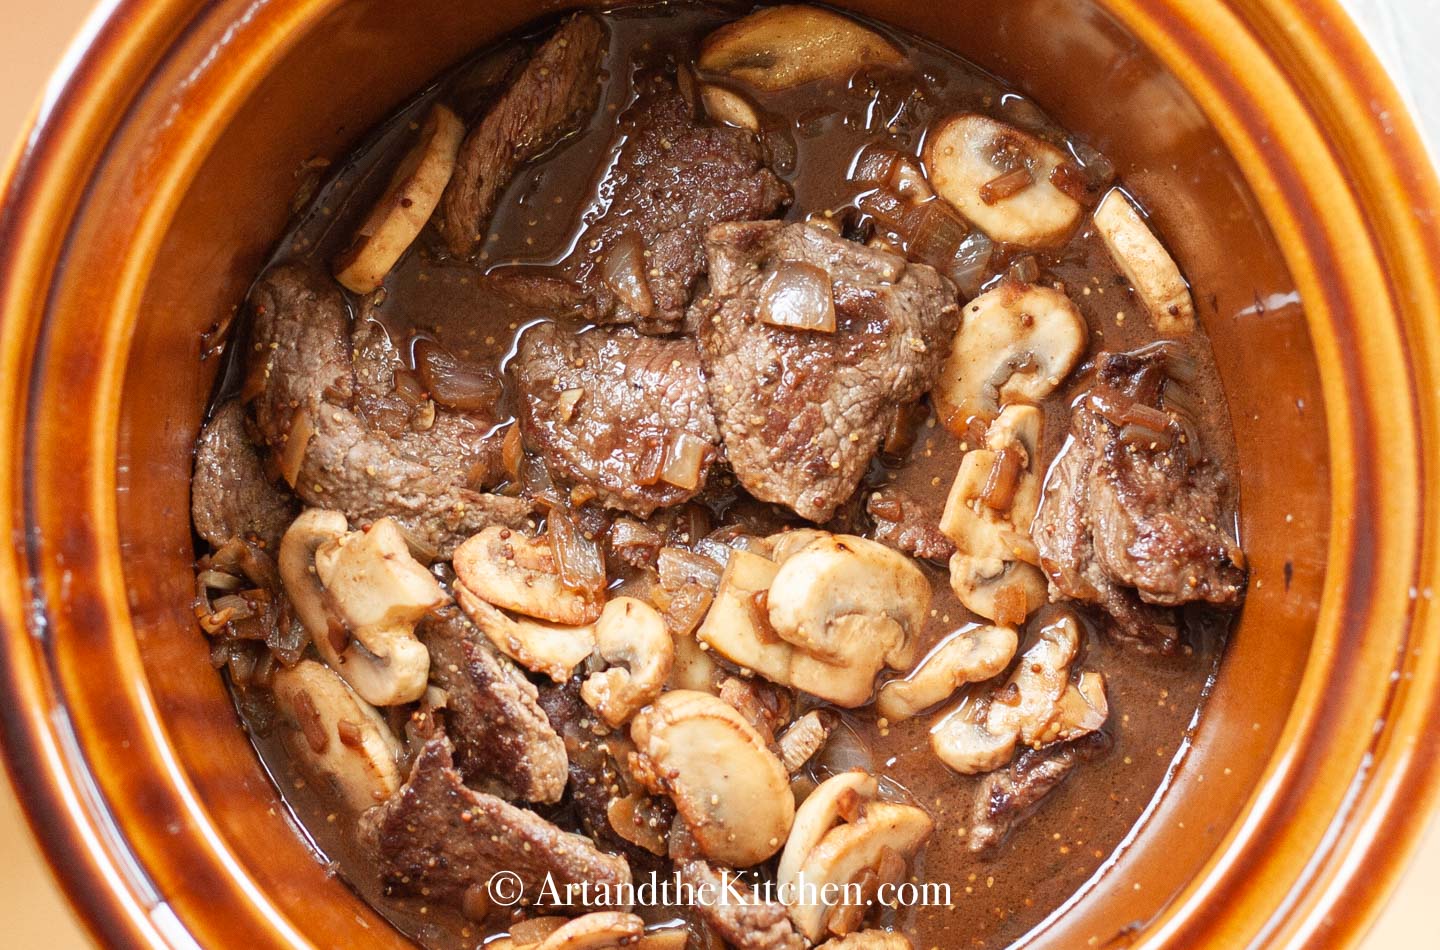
[930,697,1017,775]
[698,5,906,92]
[932,610,1108,773]
[1093,188,1195,335]
[668,631,721,693]
[271,659,402,813]
[940,405,1051,626]
[788,801,934,943]
[455,585,595,683]
[932,282,1086,433]
[310,517,444,706]
[777,771,878,895]
[453,526,602,625]
[767,533,929,670]
[876,624,1018,722]
[700,84,760,131]
[629,690,795,867]
[333,104,465,293]
[581,597,675,728]
[696,541,919,708]
[279,511,440,707]
[777,710,836,774]
[532,911,645,950]
[924,114,1082,248]
[818,932,914,950]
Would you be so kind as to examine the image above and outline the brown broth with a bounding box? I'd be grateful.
[209,4,1244,948]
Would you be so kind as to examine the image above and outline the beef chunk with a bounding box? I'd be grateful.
[420,606,567,803]
[968,735,1107,852]
[674,857,805,950]
[246,264,532,557]
[1033,348,1246,651]
[569,71,791,334]
[191,399,298,550]
[513,323,720,516]
[359,739,631,912]
[867,487,956,562]
[439,15,608,255]
[697,221,960,522]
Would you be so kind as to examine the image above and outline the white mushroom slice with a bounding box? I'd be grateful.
[697,543,911,708]
[986,611,1081,746]
[876,625,1019,722]
[271,659,402,814]
[923,114,1082,248]
[1093,189,1195,335]
[532,911,645,950]
[700,84,760,131]
[777,711,835,774]
[695,548,793,684]
[940,405,1050,626]
[932,283,1086,433]
[818,932,914,950]
[947,556,1049,629]
[455,586,595,683]
[581,597,675,728]
[930,698,1017,775]
[698,5,906,92]
[280,511,438,707]
[668,632,721,693]
[629,690,795,867]
[1046,671,1110,744]
[767,533,930,669]
[777,771,878,895]
[453,526,601,625]
[769,527,833,565]
[789,801,934,943]
[309,517,444,706]
[333,104,465,294]
[278,508,350,644]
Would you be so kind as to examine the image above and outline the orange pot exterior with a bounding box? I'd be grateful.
[0,1,1436,949]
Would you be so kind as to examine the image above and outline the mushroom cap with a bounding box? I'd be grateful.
[876,624,1019,721]
[271,659,402,814]
[766,533,930,668]
[788,801,934,942]
[777,770,879,895]
[581,596,675,727]
[453,526,602,625]
[334,104,464,294]
[932,283,1086,434]
[924,113,1082,248]
[629,690,795,867]
[698,5,906,92]
[455,585,596,683]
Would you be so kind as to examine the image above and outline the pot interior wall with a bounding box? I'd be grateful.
[114,0,1329,945]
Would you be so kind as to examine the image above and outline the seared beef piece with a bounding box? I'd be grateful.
[513,323,720,516]
[1033,348,1245,651]
[439,15,608,255]
[569,71,791,334]
[191,399,298,551]
[867,487,956,562]
[697,221,960,522]
[420,606,567,803]
[674,857,805,950]
[246,264,532,557]
[359,738,632,912]
[968,735,1108,852]
[537,682,674,871]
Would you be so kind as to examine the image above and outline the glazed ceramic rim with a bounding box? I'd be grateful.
[1,0,1437,947]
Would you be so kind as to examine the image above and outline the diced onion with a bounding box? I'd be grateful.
[601,231,655,318]
[905,199,969,270]
[278,408,315,488]
[759,261,836,333]
[659,432,709,490]
[415,339,503,412]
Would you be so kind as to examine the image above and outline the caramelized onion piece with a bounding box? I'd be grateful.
[600,230,655,318]
[760,261,837,333]
[660,431,710,490]
[414,339,504,411]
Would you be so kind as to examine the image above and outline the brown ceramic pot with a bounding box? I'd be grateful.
[1,0,1437,947]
